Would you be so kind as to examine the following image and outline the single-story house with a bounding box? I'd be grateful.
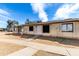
[14,18,79,40]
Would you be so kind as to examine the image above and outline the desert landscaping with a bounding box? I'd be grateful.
[0,32,79,56]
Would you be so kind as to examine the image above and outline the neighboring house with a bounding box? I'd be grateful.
[0,28,6,31]
[14,24,26,35]
[14,18,79,39]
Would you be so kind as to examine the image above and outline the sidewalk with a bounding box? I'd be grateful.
[0,38,79,56]
[8,47,38,56]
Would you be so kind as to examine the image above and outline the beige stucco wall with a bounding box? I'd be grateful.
[50,22,79,39]
[34,25,42,35]
[72,22,79,39]
[50,23,60,37]
[22,25,51,36]
[26,25,43,35]
[23,26,35,34]
[22,26,28,34]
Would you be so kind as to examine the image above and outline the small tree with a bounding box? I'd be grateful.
[7,20,13,31]
[37,20,42,23]
[7,20,19,32]
[25,19,30,24]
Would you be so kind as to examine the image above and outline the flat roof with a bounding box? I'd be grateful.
[17,18,79,27]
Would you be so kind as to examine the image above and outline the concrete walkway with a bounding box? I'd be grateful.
[8,47,38,56]
[0,39,79,56]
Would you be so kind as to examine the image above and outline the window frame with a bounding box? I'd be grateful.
[61,23,73,32]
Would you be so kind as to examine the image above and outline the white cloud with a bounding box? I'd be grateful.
[31,3,48,22]
[0,15,10,28]
[53,3,79,20]
[0,9,11,21]
[0,9,9,15]
[0,9,11,28]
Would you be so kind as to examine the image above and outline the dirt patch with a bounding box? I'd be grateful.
[33,50,64,56]
[33,39,79,48]
[0,32,24,40]
[0,42,26,56]
[60,39,79,48]
[33,39,61,46]
[1,32,79,48]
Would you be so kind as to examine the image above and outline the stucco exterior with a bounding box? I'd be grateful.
[50,22,79,39]
[14,19,79,40]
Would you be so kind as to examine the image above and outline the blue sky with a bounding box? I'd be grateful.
[0,3,79,28]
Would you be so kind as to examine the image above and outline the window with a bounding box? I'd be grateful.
[43,25,49,33]
[29,26,33,31]
[61,23,73,32]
